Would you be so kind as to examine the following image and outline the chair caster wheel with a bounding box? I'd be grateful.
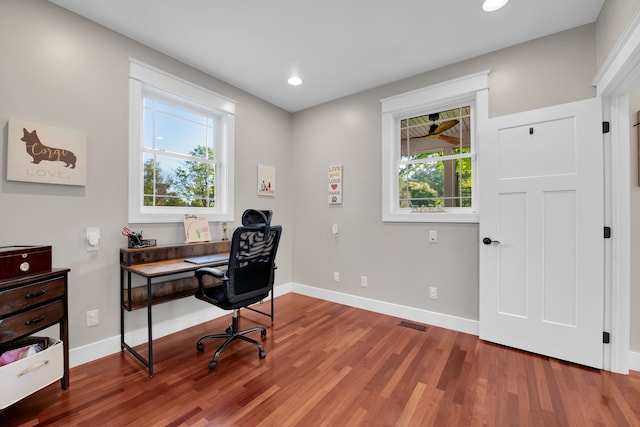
[196,342,204,352]
[226,326,233,334]
[259,350,267,359]
[208,360,217,370]
[261,329,267,338]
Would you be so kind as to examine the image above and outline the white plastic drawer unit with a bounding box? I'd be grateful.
[0,338,63,409]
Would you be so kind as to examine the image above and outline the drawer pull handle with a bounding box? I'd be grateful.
[25,290,46,299]
[25,315,45,326]
[17,360,50,377]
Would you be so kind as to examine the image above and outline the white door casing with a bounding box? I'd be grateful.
[479,98,604,368]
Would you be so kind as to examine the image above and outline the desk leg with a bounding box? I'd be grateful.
[146,276,153,377]
[120,269,125,351]
[120,270,154,377]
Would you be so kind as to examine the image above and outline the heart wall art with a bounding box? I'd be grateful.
[328,164,342,204]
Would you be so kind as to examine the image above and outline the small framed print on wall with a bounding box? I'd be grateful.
[258,164,275,196]
[328,164,342,204]
[7,119,87,186]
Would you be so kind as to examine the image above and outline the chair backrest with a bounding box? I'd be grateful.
[224,222,282,304]
[241,209,272,227]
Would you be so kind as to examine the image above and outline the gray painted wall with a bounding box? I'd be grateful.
[596,0,640,66]
[0,0,293,348]
[291,25,597,323]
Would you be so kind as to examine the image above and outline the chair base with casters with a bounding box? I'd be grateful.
[196,308,267,370]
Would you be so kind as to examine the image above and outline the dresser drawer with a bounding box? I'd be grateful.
[0,277,65,317]
[0,338,63,409]
[0,300,64,342]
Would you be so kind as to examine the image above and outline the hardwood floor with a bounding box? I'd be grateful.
[3,293,640,426]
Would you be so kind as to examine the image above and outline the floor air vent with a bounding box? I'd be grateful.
[399,321,427,332]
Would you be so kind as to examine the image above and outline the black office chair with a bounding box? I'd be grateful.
[194,210,281,370]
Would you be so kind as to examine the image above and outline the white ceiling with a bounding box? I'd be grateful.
[49,0,605,113]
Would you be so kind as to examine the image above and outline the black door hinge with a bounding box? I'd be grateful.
[603,331,611,344]
[603,121,610,133]
[604,227,612,239]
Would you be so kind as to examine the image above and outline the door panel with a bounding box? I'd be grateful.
[543,190,577,327]
[479,97,603,368]
[498,192,527,317]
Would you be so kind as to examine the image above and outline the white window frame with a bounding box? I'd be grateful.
[128,59,235,223]
[380,71,489,223]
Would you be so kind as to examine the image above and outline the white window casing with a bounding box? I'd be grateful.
[128,59,235,223]
[380,71,489,223]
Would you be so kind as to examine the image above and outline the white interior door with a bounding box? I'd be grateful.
[479,98,604,368]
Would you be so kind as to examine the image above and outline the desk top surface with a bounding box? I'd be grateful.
[121,254,229,278]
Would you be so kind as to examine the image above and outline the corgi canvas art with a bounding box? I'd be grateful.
[21,128,77,169]
[7,119,87,186]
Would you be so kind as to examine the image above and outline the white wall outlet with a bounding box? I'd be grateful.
[333,271,340,282]
[429,286,438,300]
[361,276,368,287]
[428,230,438,243]
[86,309,99,327]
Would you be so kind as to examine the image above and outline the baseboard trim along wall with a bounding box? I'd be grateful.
[629,350,640,372]
[70,282,640,373]
[289,282,479,336]
[68,284,291,368]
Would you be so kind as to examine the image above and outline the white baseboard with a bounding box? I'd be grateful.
[289,282,479,336]
[69,306,225,368]
[629,351,640,372]
[69,284,293,368]
[71,282,639,374]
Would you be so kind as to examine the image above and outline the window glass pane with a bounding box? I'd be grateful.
[401,106,471,160]
[142,152,215,208]
[143,98,214,158]
[143,108,154,149]
[154,113,207,156]
[399,157,472,208]
[155,101,206,124]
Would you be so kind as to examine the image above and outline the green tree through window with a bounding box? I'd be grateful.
[143,145,215,207]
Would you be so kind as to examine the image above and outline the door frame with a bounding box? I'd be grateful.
[593,9,640,374]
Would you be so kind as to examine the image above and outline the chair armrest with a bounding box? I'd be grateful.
[195,267,227,280]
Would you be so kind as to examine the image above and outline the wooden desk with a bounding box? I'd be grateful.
[120,241,274,376]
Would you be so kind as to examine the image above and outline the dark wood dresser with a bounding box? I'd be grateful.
[0,269,70,390]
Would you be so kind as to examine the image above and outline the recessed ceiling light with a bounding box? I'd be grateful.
[482,0,509,12]
[288,76,302,86]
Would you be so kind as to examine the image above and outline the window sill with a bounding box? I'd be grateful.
[382,211,479,223]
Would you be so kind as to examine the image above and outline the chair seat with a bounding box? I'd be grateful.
[196,285,270,310]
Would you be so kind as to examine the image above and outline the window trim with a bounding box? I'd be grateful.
[128,59,235,223]
[380,71,489,223]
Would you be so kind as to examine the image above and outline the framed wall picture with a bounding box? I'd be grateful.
[7,119,87,186]
[257,164,275,196]
[328,164,342,204]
